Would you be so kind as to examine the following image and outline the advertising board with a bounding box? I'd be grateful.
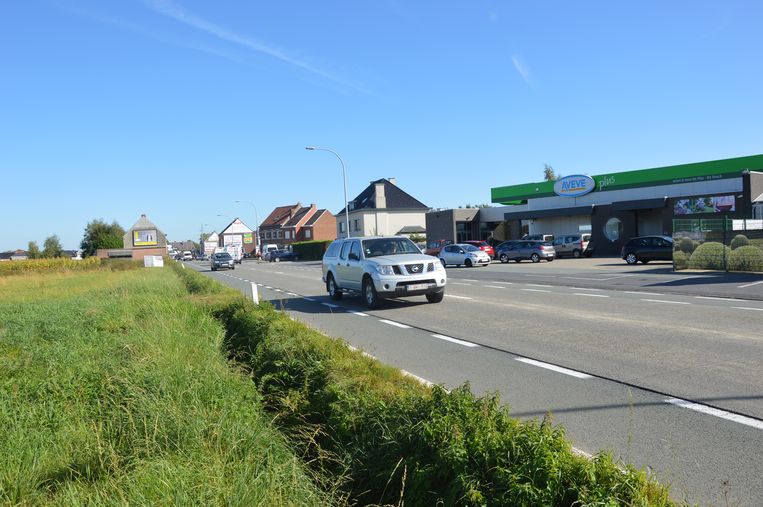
[133,229,158,246]
[673,195,735,215]
[553,175,595,197]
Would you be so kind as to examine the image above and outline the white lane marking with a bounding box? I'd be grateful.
[461,279,478,282]
[347,344,376,360]
[665,398,763,431]
[286,292,298,296]
[574,293,609,298]
[625,291,663,296]
[321,302,339,308]
[445,294,473,300]
[431,334,479,348]
[264,286,272,289]
[450,282,473,286]
[515,358,592,379]
[570,287,602,291]
[379,319,411,329]
[521,288,551,293]
[641,299,690,305]
[350,311,369,316]
[401,370,435,388]
[695,296,744,302]
[484,285,506,289]
[243,279,250,282]
[303,297,316,302]
[571,447,593,459]
[492,281,513,284]
[738,280,763,288]
[732,306,763,312]
[274,271,285,274]
[273,289,283,293]
[527,283,552,287]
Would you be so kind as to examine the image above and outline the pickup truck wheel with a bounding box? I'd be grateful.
[327,274,343,300]
[426,291,444,303]
[363,278,381,309]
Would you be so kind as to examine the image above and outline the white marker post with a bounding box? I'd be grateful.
[250,282,259,304]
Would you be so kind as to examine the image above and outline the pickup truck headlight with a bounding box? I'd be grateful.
[374,265,395,275]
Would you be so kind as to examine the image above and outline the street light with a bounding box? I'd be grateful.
[305,146,351,238]
[235,200,260,254]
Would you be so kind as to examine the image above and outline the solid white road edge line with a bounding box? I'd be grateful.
[401,370,436,388]
[665,398,763,431]
[379,319,411,329]
[515,358,592,379]
[431,334,480,348]
[641,299,690,305]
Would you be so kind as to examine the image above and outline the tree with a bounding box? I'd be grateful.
[80,219,125,257]
[27,241,41,259]
[42,235,64,258]
[543,164,560,181]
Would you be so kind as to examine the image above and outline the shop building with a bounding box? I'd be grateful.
[489,155,763,255]
[97,214,168,260]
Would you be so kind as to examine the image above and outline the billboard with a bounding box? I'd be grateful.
[223,234,243,246]
[674,195,735,215]
[243,232,253,244]
[133,229,158,246]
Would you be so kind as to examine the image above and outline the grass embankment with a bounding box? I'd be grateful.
[0,268,330,505]
[173,264,681,506]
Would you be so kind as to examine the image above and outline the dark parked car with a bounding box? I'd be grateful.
[496,240,555,263]
[621,236,673,265]
[269,249,298,262]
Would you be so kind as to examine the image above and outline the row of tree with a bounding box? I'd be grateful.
[26,235,67,259]
[25,220,126,259]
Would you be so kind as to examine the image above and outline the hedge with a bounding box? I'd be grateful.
[688,242,730,270]
[728,245,763,272]
[291,240,333,261]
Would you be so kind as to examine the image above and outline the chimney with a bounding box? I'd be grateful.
[375,182,386,209]
[388,177,396,186]
[141,214,146,218]
[310,203,316,209]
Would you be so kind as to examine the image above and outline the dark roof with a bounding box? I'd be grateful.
[261,204,300,228]
[397,225,426,234]
[338,179,428,214]
[304,209,329,226]
[284,207,314,227]
[0,251,13,260]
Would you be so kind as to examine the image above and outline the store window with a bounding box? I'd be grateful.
[604,217,622,242]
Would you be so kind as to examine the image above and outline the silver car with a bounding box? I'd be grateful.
[210,252,235,271]
[438,244,491,267]
[497,241,555,263]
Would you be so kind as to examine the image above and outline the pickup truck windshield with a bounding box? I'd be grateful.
[363,238,420,257]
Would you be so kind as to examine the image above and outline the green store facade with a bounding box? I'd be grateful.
[489,154,763,256]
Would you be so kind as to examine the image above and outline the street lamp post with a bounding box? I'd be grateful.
[305,146,351,238]
[235,200,260,255]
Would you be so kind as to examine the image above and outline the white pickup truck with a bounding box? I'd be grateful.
[321,236,447,309]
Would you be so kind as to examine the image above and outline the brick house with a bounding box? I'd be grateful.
[97,214,168,260]
[260,203,337,246]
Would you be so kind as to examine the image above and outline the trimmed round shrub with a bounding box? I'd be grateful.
[730,234,750,250]
[678,237,696,254]
[673,251,689,270]
[728,245,763,272]
[688,242,730,270]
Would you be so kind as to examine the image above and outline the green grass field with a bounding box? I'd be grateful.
[0,268,329,505]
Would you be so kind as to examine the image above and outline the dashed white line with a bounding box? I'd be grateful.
[484,285,506,289]
[625,291,663,296]
[286,292,298,296]
[445,294,473,300]
[665,398,763,431]
[303,297,316,302]
[574,293,609,298]
[695,296,744,302]
[492,281,513,285]
[350,311,369,316]
[321,302,339,309]
[521,288,551,293]
[732,306,763,312]
[379,319,411,329]
[738,280,763,289]
[450,282,473,286]
[461,279,479,282]
[570,287,602,291]
[431,334,479,348]
[515,358,592,379]
[527,284,552,288]
[641,299,690,305]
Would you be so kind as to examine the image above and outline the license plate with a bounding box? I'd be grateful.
[407,283,429,291]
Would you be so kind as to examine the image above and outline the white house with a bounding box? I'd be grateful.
[336,178,429,238]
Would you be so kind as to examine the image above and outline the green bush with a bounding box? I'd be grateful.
[673,250,689,270]
[728,245,763,272]
[291,240,333,261]
[688,242,730,270]
[172,267,676,506]
[678,237,696,254]
[730,234,750,250]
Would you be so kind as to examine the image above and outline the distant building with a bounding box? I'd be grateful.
[218,218,256,256]
[0,249,29,262]
[96,214,168,261]
[259,203,336,246]
[336,178,429,238]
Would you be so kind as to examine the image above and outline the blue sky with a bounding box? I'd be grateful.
[2,1,762,251]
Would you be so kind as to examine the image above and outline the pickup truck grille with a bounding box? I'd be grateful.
[404,263,425,274]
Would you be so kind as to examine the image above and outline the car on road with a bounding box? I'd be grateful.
[439,244,491,267]
[322,236,447,308]
[210,252,235,271]
[496,240,555,263]
[621,235,673,264]
[424,239,452,256]
[552,234,591,258]
[522,233,555,242]
[269,249,298,262]
[181,251,193,261]
[462,240,495,259]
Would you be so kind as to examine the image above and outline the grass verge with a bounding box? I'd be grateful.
[0,267,331,505]
[172,263,683,506]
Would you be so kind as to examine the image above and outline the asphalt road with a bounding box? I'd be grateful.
[186,257,763,506]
